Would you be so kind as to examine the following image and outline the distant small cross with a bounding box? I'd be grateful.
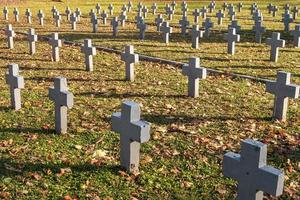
[202,18,214,38]
[37,10,45,26]
[49,77,74,134]
[13,8,19,22]
[253,20,266,43]
[142,6,148,18]
[101,10,108,25]
[6,24,15,49]
[3,6,8,20]
[216,10,225,25]
[108,4,114,15]
[54,11,61,28]
[237,3,243,12]
[282,11,293,32]
[5,64,24,110]
[271,6,279,17]
[111,17,119,37]
[91,14,99,33]
[291,25,300,47]
[25,8,32,24]
[192,9,200,23]
[75,8,82,21]
[121,45,139,81]
[223,139,285,200]
[155,14,164,32]
[95,3,101,14]
[160,21,172,44]
[137,20,147,40]
[267,4,273,14]
[179,16,190,34]
[49,33,62,62]
[224,27,240,55]
[119,11,127,27]
[27,28,38,55]
[182,57,207,98]
[151,3,157,14]
[266,32,285,62]
[200,6,207,19]
[70,13,78,30]
[81,39,96,72]
[291,6,299,19]
[111,101,151,173]
[190,25,204,49]
[65,7,72,21]
[228,20,241,33]
[266,71,299,121]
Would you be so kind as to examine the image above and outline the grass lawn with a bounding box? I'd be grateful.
[0,1,299,199]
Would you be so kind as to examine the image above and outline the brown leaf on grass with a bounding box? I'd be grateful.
[56,168,72,177]
[0,139,13,147]
[0,192,10,199]
[30,172,42,180]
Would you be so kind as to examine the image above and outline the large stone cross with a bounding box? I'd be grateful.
[216,10,225,25]
[224,27,240,55]
[202,18,214,38]
[49,33,62,62]
[108,4,114,15]
[190,24,204,49]
[101,10,108,25]
[3,6,8,20]
[291,25,300,47]
[155,14,164,31]
[27,28,38,55]
[25,9,32,24]
[49,77,74,134]
[70,13,78,30]
[266,71,299,121]
[6,24,15,49]
[13,8,19,22]
[121,45,139,81]
[111,101,151,173]
[37,10,45,26]
[81,39,96,72]
[160,21,172,44]
[182,57,207,98]
[192,9,200,23]
[5,64,24,110]
[179,15,190,34]
[266,32,285,62]
[282,11,293,32]
[253,20,266,43]
[111,17,119,37]
[223,139,284,200]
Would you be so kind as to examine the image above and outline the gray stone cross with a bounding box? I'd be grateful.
[6,64,24,110]
[108,4,114,15]
[137,2,143,10]
[37,10,45,26]
[3,6,8,20]
[228,20,241,33]
[237,3,243,12]
[192,9,200,23]
[65,7,71,21]
[49,77,74,134]
[121,5,127,13]
[13,8,19,22]
[250,3,257,14]
[181,5,188,16]
[151,3,157,14]
[135,12,144,28]
[160,21,172,44]
[208,2,215,13]
[216,10,225,25]
[171,1,177,10]
[75,8,82,21]
[202,18,214,38]
[290,24,300,47]
[267,4,273,14]
[271,6,278,17]
[224,27,240,55]
[223,139,285,200]
[179,15,190,34]
[200,6,207,19]
[81,39,96,71]
[127,1,133,12]
[142,6,148,18]
[222,2,228,11]
[121,45,139,81]
[284,4,290,12]
[51,6,57,18]
[6,24,15,49]
[91,14,99,33]
[137,20,147,40]
[96,3,101,14]
[282,11,293,32]
[166,6,174,20]
[292,6,299,20]
[101,10,108,25]
[155,14,164,32]
[25,8,32,24]
[70,13,78,30]
[89,9,95,17]
[111,101,151,173]
[190,25,204,49]
[253,20,266,43]
[266,71,299,121]
[119,11,127,27]
[111,17,119,37]
[182,57,207,98]
[266,32,285,62]
[49,33,62,62]
[252,10,263,22]
[27,28,38,55]
[54,11,61,28]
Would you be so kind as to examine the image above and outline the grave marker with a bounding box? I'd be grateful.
[27,28,38,55]
[223,139,284,200]
[81,39,96,72]
[121,45,139,81]
[190,24,204,49]
[49,77,74,134]
[13,8,19,22]
[70,13,78,30]
[266,71,299,121]
[108,4,114,15]
[137,20,147,40]
[49,33,62,62]
[111,17,119,37]
[37,10,45,26]
[179,15,190,34]
[119,11,127,27]
[91,14,99,33]
[6,24,15,49]
[282,11,293,32]
[75,8,82,21]
[229,20,241,33]
[271,6,278,17]
[202,18,214,38]
[65,7,71,21]
[192,9,200,23]
[155,14,164,32]
[96,3,101,14]
[201,6,207,19]
[253,20,266,43]
[25,8,32,24]
[142,6,148,18]
[292,6,298,20]
[5,64,24,110]
[182,57,207,98]
[151,3,157,15]
[224,27,240,55]
[101,10,108,25]
[290,24,300,47]
[54,11,61,28]
[266,32,285,62]
[160,21,172,43]
[3,6,8,20]
[237,3,243,12]
[216,10,225,25]
[127,1,132,12]
[111,101,150,173]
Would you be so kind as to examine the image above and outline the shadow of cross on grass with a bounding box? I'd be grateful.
[0,157,120,178]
